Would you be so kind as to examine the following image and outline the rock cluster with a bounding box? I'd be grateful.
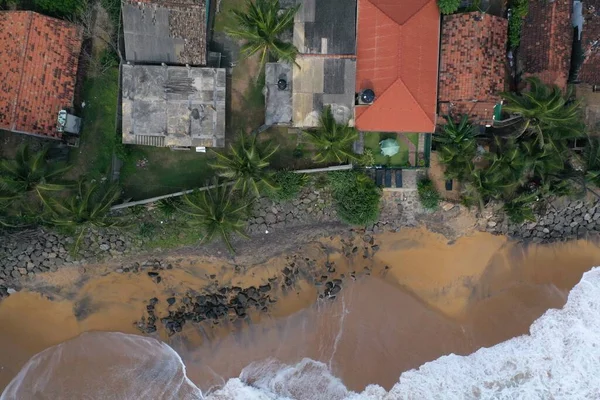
[137,284,276,335]
[485,199,600,243]
[247,188,336,234]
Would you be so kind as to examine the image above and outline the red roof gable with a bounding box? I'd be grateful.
[0,11,82,138]
[355,0,440,133]
[439,12,508,123]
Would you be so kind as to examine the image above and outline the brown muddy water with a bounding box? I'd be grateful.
[1,229,600,396]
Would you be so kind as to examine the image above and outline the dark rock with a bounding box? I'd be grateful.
[147,271,159,277]
[167,297,176,306]
[330,285,342,296]
[149,297,158,306]
[283,267,292,275]
[237,293,248,306]
[259,284,271,292]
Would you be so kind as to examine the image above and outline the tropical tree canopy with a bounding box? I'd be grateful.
[501,77,585,148]
[210,133,279,198]
[0,145,72,195]
[226,0,300,65]
[40,179,123,228]
[304,106,359,164]
[434,114,480,181]
[179,182,251,253]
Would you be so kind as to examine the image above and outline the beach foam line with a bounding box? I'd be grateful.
[4,267,600,399]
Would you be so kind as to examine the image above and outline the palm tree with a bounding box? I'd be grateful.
[304,106,359,164]
[461,168,503,210]
[226,0,300,65]
[501,77,585,148]
[434,115,480,181]
[0,145,71,195]
[583,137,600,188]
[211,133,278,198]
[503,191,538,224]
[179,181,252,253]
[39,179,124,250]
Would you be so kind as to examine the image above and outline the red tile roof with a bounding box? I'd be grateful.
[0,11,82,138]
[577,1,600,85]
[439,12,507,123]
[354,0,440,133]
[520,0,573,90]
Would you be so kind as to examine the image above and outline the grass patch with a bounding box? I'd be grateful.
[407,133,419,148]
[230,64,266,133]
[120,147,216,200]
[363,132,409,167]
[213,0,246,33]
[67,68,120,179]
[258,126,317,170]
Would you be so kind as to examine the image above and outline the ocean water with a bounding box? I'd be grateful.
[3,267,600,400]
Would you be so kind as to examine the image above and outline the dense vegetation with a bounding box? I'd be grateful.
[268,170,308,202]
[508,0,529,49]
[226,0,300,65]
[437,0,461,15]
[417,179,441,211]
[435,78,595,223]
[304,106,359,164]
[328,171,381,226]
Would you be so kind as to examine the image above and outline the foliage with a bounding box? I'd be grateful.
[434,115,480,181]
[501,77,585,149]
[32,0,86,17]
[417,178,441,211]
[138,222,156,239]
[328,171,381,226]
[0,145,72,195]
[178,181,252,253]
[39,179,125,251]
[437,0,460,14]
[304,106,359,164]
[508,0,528,48]
[503,191,538,224]
[226,0,300,65]
[358,149,376,167]
[211,133,278,198]
[157,197,180,217]
[268,170,308,202]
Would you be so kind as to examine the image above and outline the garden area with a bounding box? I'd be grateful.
[363,132,419,167]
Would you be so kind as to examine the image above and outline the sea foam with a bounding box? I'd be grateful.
[4,268,600,400]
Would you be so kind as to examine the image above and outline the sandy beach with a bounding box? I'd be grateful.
[1,227,600,394]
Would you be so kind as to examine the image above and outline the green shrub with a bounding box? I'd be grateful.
[268,170,308,202]
[157,197,180,217]
[33,0,86,16]
[328,171,381,225]
[138,222,156,238]
[508,0,529,49]
[438,0,460,14]
[358,149,375,167]
[417,178,441,211]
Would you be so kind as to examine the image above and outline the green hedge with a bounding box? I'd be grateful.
[417,178,441,211]
[328,171,381,226]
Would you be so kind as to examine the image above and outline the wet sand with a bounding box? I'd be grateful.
[1,229,600,393]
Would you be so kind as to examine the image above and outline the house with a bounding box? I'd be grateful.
[520,0,573,90]
[265,0,357,127]
[121,65,226,148]
[573,0,600,133]
[354,0,440,133]
[0,11,82,139]
[121,0,207,66]
[438,12,508,126]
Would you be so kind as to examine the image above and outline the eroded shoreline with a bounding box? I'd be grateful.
[2,226,600,392]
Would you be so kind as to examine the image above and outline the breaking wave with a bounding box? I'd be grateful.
[4,268,600,400]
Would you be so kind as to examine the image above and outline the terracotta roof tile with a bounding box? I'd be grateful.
[520,0,573,89]
[439,12,507,122]
[0,11,82,138]
[355,0,440,133]
[577,0,600,85]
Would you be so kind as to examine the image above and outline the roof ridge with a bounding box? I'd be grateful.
[11,11,33,131]
[367,0,432,26]
[394,77,435,125]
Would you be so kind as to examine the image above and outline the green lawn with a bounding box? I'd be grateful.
[363,132,409,166]
[258,126,318,170]
[67,68,120,179]
[120,146,217,201]
[407,132,419,148]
